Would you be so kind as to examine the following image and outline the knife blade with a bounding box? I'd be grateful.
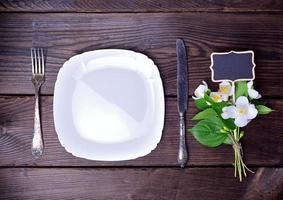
[177,39,188,113]
[176,39,188,168]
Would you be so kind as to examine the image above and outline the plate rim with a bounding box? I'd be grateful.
[53,49,165,161]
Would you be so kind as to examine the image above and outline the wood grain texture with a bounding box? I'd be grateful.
[243,168,283,200]
[0,96,281,167]
[0,167,256,200]
[0,13,283,97]
[1,0,283,12]
[0,2,283,200]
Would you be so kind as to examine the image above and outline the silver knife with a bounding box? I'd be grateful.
[176,39,188,168]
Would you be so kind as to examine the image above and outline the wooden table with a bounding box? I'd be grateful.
[0,1,283,199]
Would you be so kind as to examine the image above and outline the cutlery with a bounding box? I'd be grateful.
[176,39,188,168]
[31,48,45,158]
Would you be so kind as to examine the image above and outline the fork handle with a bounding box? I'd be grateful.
[32,88,44,158]
[178,112,188,168]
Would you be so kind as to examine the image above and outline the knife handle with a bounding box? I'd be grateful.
[178,112,188,168]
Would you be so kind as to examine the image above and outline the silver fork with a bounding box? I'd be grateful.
[31,48,45,158]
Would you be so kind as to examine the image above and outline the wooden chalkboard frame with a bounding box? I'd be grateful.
[209,50,256,83]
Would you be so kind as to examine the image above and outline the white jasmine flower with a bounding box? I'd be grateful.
[218,81,234,101]
[221,105,236,119]
[192,81,208,100]
[210,92,222,102]
[221,96,258,127]
[247,81,261,99]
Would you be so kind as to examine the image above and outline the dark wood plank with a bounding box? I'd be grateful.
[0,167,257,200]
[0,13,283,97]
[243,168,283,199]
[1,0,283,12]
[0,96,281,166]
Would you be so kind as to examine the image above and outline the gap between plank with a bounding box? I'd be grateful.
[0,165,281,169]
[1,10,283,14]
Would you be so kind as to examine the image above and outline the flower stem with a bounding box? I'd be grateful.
[229,131,254,181]
[229,81,253,181]
[231,81,236,104]
[234,146,237,177]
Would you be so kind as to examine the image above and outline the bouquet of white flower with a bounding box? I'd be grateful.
[189,80,272,181]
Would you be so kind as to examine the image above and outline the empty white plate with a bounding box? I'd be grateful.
[53,49,165,161]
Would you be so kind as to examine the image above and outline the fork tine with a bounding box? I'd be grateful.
[31,48,35,74]
[41,48,44,75]
[31,48,45,75]
[37,48,41,74]
[33,48,37,74]
[35,48,38,74]
[34,48,38,74]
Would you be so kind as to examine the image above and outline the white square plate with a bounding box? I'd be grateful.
[54,49,165,161]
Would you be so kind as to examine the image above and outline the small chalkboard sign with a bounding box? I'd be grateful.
[210,50,255,83]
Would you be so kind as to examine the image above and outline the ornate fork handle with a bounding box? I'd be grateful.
[31,48,45,158]
[31,83,44,158]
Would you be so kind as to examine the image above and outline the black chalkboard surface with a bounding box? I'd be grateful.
[210,50,255,82]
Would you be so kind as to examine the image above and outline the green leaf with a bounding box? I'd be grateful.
[207,89,211,95]
[222,118,236,130]
[204,93,214,104]
[188,117,228,147]
[223,136,233,145]
[194,98,210,110]
[192,108,217,120]
[235,81,248,98]
[212,101,230,115]
[256,105,273,115]
[250,99,265,105]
